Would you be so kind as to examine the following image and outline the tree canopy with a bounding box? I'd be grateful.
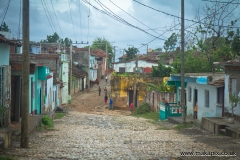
[41,32,72,47]
[0,22,11,32]
[152,62,172,77]
[91,37,113,54]
[124,47,139,61]
[163,33,178,52]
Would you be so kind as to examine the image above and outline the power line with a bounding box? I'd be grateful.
[87,0,91,42]
[42,0,57,32]
[83,0,166,40]
[0,0,11,26]
[78,0,83,41]
[41,0,55,33]
[17,0,21,39]
[137,0,238,49]
[202,0,240,4]
[50,0,64,38]
[133,0,240,28]
[68,0,77,42]
[109,0,168,39]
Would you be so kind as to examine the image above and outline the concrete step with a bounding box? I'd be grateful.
[219,128,226,135]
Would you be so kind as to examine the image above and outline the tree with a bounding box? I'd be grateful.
[124,47,139,61]
[164,33,178,52]
[172,49,212,73]
[0,22,11,32]
[152,62,171,77]
[153,48,162,52]
[46,32,60,43]
[226,27,240,57]
[192,2,240,71]
[91,37,113,53]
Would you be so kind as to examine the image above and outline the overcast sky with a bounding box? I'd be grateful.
[0,0,239,59]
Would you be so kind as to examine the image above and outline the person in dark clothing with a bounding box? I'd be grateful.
[98,86,101,96]
[104,95,108,104]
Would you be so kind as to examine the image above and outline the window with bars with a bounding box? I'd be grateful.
[231,78,237,96]
[119,67,125,73]
[188,87,192,102]
[205,90,209,108]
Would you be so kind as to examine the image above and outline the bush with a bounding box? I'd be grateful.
[42,115,53,127]
[135,103,151,114]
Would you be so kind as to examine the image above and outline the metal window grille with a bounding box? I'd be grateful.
[205,90,209,108]
[231,78,237,96]
[188,87,192,102]
[119,67,125,73]
[0,67,4,107]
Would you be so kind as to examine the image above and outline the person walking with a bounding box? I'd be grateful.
[104,87,107,96]
[109,98,113,110]
[104,95,108,104]
[105,76,108,83]
[129,102,134,114]
[98,86,101,96]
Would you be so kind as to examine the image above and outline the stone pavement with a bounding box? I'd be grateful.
[1,74,240,159]
[0,110,239,160]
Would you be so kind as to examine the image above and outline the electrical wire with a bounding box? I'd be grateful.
[0,0,11,26]
[109,0,168,39]
[41,0,55,33]
[68,0,77,42]
[133,0,240,29]
[17,0,21,39]
[202,0,240,4]
[50,0,64,38]
[43,0,57,32]
[137,0,239,49]
[83,0,166,40]
[78,0,83,41]
[87,0,91,42]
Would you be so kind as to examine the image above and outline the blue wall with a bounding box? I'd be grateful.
[0,43,10,65]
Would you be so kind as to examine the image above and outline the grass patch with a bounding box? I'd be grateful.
[174,122,194,130]
[0,156,16,160]
[37,116,54,131]
[132,112,159,122]
[155,126,170,130]
[54,113,66,119]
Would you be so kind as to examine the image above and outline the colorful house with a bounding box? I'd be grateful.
[0,34,21,127]
[168,73,225,121]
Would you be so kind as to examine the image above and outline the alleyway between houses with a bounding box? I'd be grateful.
[1,75,240,160]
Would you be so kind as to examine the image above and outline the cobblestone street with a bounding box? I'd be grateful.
[1,77,240,160]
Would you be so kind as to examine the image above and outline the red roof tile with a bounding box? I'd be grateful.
[0,34,21,46]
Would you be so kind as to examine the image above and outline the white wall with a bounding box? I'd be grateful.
[90,69,97,80]
[113,60,158,72]
[46,72,54,111]
[186,82,221,121]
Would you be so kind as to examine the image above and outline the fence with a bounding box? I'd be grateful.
[145,91,176,112]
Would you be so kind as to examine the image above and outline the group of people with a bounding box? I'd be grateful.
[98,86,113,109]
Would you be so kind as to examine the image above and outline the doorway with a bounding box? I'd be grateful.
[193,89,198,116]
[128,90,138,107]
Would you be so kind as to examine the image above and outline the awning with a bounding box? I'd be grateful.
[167,81,187,87]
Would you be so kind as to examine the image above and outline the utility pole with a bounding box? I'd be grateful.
[106,43,108,75]
[181,0,186,124]
[113,46,116,63]
[141,44,148,53]
[133,54,138,108]
[88,46,90,89]
[21,0,29,148]
[69,43,72,104]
